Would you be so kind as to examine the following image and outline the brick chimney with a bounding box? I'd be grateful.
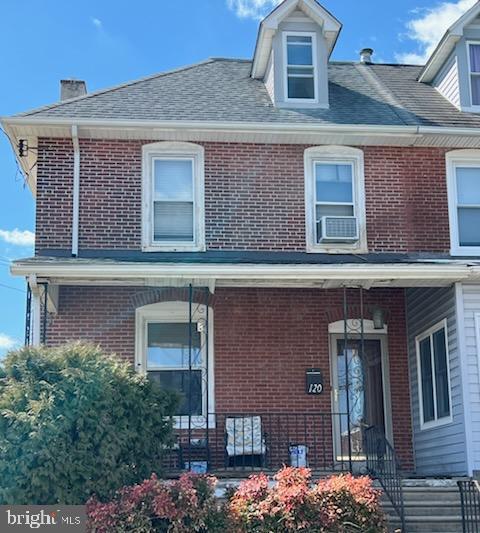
[60,79,87,101]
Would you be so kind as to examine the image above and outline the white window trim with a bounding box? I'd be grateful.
[446,149,480,256]
[467,41,480,110]
[415,319,453,431]
[142,141,205,252]
[283,31,319,104]
[304,146,367,253]
[135,300,215,429]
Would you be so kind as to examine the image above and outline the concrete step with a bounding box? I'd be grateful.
[382,500,461,518]
[387,515,463,533]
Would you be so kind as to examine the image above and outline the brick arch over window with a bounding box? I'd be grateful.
[131,287,215,310]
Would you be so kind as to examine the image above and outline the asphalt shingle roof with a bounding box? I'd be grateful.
[15,58,480,128]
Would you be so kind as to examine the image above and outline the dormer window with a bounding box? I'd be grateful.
[468,42,480,106]
[284,32,317,101]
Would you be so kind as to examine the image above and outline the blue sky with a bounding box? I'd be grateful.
[0,0,475,355]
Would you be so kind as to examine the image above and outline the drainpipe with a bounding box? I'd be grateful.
[71,125,80,257]
[29,274,41,346]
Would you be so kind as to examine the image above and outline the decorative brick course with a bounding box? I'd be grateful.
[45,285,413,469]
[35,139,450,254]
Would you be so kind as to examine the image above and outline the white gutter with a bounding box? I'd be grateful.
[2,116,420,136]
[10,260,480,281]
[71,125,80,257]
[6,116,480,140]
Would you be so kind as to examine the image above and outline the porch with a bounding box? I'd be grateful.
[26,280,417,477]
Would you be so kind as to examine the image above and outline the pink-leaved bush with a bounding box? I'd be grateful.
[87,468,386,532]
[229,467,386,532]
[86,473,225,533]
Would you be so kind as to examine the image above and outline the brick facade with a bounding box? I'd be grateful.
[35,139,450,254]
[45,285,413,469]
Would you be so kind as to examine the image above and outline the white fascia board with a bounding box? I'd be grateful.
[1,116,420,135]
[419,34,462,83]
[10,260,480,282]
[8,116,480,138]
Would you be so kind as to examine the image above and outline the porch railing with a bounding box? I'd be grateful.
[365,425,405,532]
[458,480,480,533]
[163,412,351,475]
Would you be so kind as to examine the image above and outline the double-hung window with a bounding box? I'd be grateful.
[136,301,214,427]
[304,146,366,252]
[446,151,480,255]
[416,321,452,429]
[468,42,480,107]
[284,32,317,101]
[315,162,355,243]
[142,142,205,251]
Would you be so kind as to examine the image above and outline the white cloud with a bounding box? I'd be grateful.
[396,0,476,64]
[226,0,281,20]
[0,334,18,350]
[0,229,35,247]
[91,17,103,29]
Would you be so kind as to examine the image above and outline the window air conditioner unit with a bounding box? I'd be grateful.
[318,216,358,243]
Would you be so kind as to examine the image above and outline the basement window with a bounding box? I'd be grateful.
[142,142,205,252]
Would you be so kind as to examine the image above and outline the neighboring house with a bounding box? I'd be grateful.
[4,0,480,481]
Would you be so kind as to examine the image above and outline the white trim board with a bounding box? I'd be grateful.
[445,149,480,256]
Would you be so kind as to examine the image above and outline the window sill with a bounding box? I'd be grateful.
[419,415,453,431]
[450,246,480,256]
[306,242,368,254]
[142,243,206,253]
[460,105,480,113]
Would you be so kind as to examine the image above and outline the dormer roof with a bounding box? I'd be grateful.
[419,0,480,83]
[250,0,342,79]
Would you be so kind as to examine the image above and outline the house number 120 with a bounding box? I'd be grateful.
[306,369,323,395]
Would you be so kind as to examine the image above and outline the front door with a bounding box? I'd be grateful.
[331,336,391,462]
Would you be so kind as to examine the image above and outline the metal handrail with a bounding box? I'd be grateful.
[458,479,480,533]
[365,425,405,532]
[164,411,352,474]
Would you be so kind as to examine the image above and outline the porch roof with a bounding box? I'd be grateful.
[11,251,480,289]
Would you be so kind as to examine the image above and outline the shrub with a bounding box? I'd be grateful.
[86,473,226,533]
[0,343,177,504]
[228,467,386,533]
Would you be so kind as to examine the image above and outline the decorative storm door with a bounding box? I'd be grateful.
[332,338,388,462]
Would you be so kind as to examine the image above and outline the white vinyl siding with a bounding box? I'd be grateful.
[433,53,460,109]
[458,284,480,473]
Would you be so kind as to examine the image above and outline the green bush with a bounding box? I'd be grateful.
[0,343,177,505]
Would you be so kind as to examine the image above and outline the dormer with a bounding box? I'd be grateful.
[251,0,342,109]
[420,1,480,113]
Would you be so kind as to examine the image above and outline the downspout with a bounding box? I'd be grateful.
[28,274,41,346]
[71,125,80,257]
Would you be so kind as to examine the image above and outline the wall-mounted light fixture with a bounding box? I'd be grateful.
[372,307,385,330]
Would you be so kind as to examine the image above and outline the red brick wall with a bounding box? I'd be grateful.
[35,139,450,254]
[45,285,413,469]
